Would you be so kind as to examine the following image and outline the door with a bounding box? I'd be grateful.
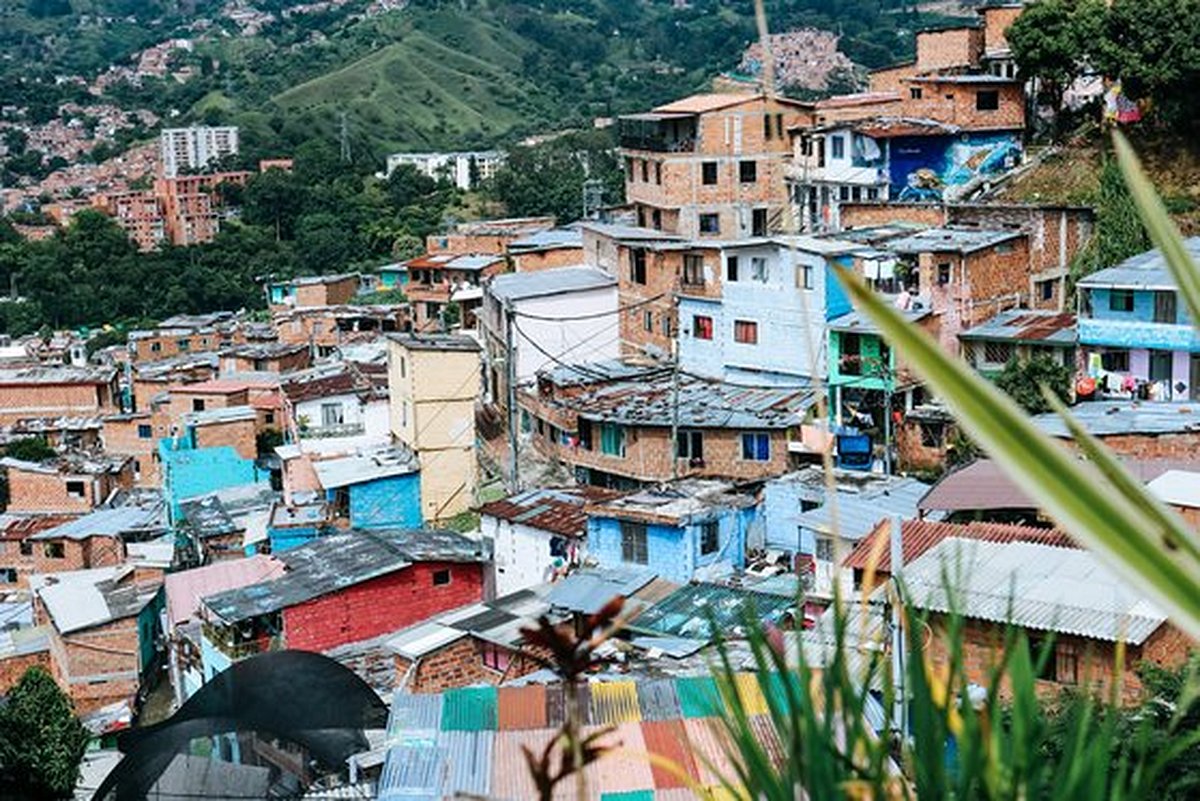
[1149,350,1173,387]
[1191,354,1200,401]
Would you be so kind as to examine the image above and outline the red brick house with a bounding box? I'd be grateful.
[198,528,489,669]
[1,454,135,514]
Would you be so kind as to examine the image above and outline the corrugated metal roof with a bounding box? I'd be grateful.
[918,459,1036,512]
[389,692,443,736]
[544,566,660,613]
[1078,237,1200,290]
[378,744,444,801]
[31,504,164,541]
[641,719,699,789]
[312,444,419,489]
[1148,470,1200,509]
[682,718,738,786]
[796,475,934,541]
[497,685,547,731]
[653,92,759,114]
[165,555,285,628]
[635,678,682,722]
[440,686,498,731]
[1033,402,1200,438]
[590,681,643,725]
[958,309,1076,346]
[488,266,615,302]
[675,676,722,718]
[479,486,621,538]
[842,519,1074,573]
[631,583,796,640]
[904,537,1168,644]
[436,730,492,797]
[886,227,1024,255]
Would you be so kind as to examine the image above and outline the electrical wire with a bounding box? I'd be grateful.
[508,291,667,321]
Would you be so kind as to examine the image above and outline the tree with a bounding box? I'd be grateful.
[994,354,1074,414]
[242,169,308,241]
[5,436,56,462]
[1008,0,1104,126]
[1074,157,1151,280]
[0,666,89,799]
[488,130,623,224]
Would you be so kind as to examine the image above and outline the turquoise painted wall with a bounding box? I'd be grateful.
[587,506,752,584]
[158,439,267,522]
[340,472,422,530]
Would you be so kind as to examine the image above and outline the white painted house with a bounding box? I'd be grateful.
[481,266,619,407]
[479,486,618,597]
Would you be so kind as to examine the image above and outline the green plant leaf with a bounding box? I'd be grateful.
[838,270,1200,640]
[1112,130,1200,324]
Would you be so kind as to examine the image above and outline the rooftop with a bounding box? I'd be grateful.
[478,486,622,539]
[828,303,932,334]
[628,581,797,641]
[487,266,615,303]
[312,444,420,489]
[768,467,937,541]
[909,73,1021,84]
[507,228,583,252]
[1147,470,1200,510]
[958,309,1077,346]
[281,363,372,404]
[385,332,482,353]
[813,91,902,110]
[30,503,165,541]
[586,479,756,524]
[1078,237,1200,291]
[182,405,259,427]
[164,555,285,628]
[0,364,115,385]
[539,358,669,388]
[405,253,505,272]
[652,91,760,114]
[277,273,359,287]
[885,227,1024,255]
[31,566,159,634]
[218,341,309,359]
[578,222,687,242]
[1033,401,1200,438]
[842,518,1074,573]
[0,452,130,476]
[904,537,1167,644]
[201,528,489,622]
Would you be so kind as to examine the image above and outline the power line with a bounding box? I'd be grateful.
[508,292,667,322]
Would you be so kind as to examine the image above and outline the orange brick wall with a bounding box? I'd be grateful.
[0,651,52,695]
[511,247,585,272]
[193,417,259,461]
[170,388,248,420]
[294,278,359,308]
[915,27,983,72]
[395,637,548,693]
[914,240,1030,353]
[839,202,947,229]
[869,64,919,94]
[981,6,1023,54]
[1059,432,1200,461]
[131,332,226,362]
[103,415,168,486]
[902,80,1025,130]
[47,618,141,716]
[222,350,310,374]
[5,466,133,514]
[0,383,115,425]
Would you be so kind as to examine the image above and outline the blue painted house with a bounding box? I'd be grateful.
[585,479,758,585]
[311,443,422,530]
[1078,238,1200,401]
[377,262,409,291]
[678,237,854,386]
[158,438,268,524]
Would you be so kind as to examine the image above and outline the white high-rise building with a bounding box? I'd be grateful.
[381,151,505,190]
[159,126,240,177]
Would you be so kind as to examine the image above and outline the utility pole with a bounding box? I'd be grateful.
[504,299,520,493]
[889,515,906,736]
[669,291,681,480]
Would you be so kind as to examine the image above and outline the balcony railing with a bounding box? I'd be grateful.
[300,422,366,439]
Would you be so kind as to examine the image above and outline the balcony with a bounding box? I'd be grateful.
[618,116,697,153]
[300,421,366,439]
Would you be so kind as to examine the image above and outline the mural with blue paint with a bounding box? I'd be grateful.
[890,133,1021,202]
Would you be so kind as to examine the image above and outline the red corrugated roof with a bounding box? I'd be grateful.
[478,487,622,539]
[842,519,1075,574]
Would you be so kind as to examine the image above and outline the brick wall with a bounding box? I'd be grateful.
[915,27,983,72]
[901,79,1025,131]
[980,6,1023,54]
[103,414,168,487]
[868,63,919,94]
[896,415,961,473]
[618,245,681,359]
[48,618,141,716]
[0,651,52,695]
[170,388,248,420]
[840,202,947,229]
[926,615,1191,706]
[511,248,585,273]
[395,636,548,694]
[283,561,483,653]
[294,277,358,308]
[5,465,132,514]
[193,417,259,461]
[1058,431,1200,461]
[0,383,115,425]
[223,349,311,375]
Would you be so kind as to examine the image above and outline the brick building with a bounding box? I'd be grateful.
[0,516,76,588]
[272,305,411,355]
[0,365,120,425]
[197,529,488,678]
[102,412,170,486]
[425,216,556,256]
[0,627,52,695]
[268,274,362,310]
[403,253,506,332]
[1033,402,1200,461]
[618,92,814,238]
[1,454,135,514]
[156,172,251,246]
[178,406,261,462]
[91,190,166,252]
[519,360,812,487]
[219,342,311,374]
[31,565,163,715]
[505,228,585,273]
[127,312,252,362]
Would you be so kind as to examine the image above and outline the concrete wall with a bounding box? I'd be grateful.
[587,508,750,584]
[485,515,582,597]
[344,472,422,529]
[159,442,266,519]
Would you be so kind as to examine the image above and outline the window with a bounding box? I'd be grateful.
[839,186,850,202]
[662,315,672,336]
[734,319,759,344]
[682,254,705,286]
[399,357,406,378]
[919,421,945,448]
[630,248,647,285]
[620,521,649,565]
[726,256,739,282]
[797,263,814,290]
[651,209,662,229]
[1055,642,1079,684]
[983,341,1013,365]
[265,412,275,425]
[599,423,625,457]
[910,87,923,100]
[643,310,654,332]
[840,333,862,376]
[937,263,952,286]
[480,641,511,672]
[830,136,845,159]
[700,520,720,556]
[1101,349,1130,372]
[701,161,718,185]
[19,540,33,556]
[1038,280,1055,302]
[150,342,162,353]
[976,90,1000,111]
[1109,289,1134,312]
[699,214,720,235]
[815,536,834,562]
[321,402,344,427]
[867,187,879,201]
[995,241,1014,254]
[739,160,757,183]
[775,113,784,139]
[752,208,767,237]
[0,568,15,584]
[763,113,773,139]
[692,315,714,340]
[676,429,704,461]
[432,569,451,586]
[1154,291,1177,323]
[178,338,191,351]
[741,432,770,461]
[640,160,649,182]
[44,542,65,559]
[750,257,768,283]
[65,480,85,498]
[654,161,662,184]
[137,424,152,439]
[192,399,206,412]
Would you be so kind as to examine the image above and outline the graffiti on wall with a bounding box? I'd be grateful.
[889,133,1022,201]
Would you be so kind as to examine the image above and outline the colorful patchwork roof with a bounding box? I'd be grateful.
[380,674,852,800]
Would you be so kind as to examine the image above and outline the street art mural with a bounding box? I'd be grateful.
[889,132,1022,201]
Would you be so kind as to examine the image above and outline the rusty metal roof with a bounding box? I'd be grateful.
[478,486,621,539]
[842,518,1075,574]
[958,309,1076,345]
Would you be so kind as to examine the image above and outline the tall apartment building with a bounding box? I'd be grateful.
[382,151,506,190]
[617,92,814,239]
[160,126,240,178]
